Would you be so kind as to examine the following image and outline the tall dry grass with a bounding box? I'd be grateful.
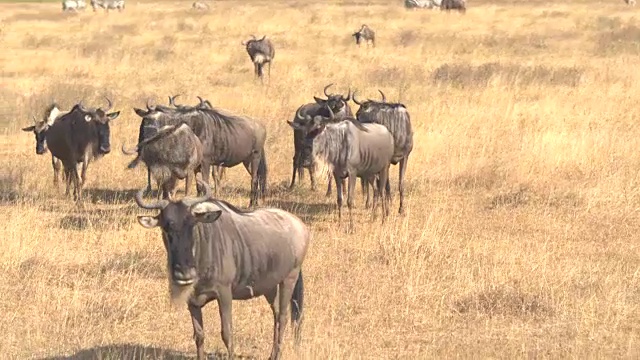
[1,0,639,359]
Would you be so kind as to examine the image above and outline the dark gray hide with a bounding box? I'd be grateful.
[123,122,203,200]
[242,35,275,82]
[441,0,466,13]
[43,98,120,202]
[288,107,394,228]
[135,180,309,360]
[352,24,376,47]
[289,84,353,196]
[354,90,413,214]
[131,102,268,207]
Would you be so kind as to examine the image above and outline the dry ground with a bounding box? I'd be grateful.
[1,0,639,358]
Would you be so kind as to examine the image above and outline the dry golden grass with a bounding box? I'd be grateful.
[1,0,640,358]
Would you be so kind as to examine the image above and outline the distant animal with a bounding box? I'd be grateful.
[354,90,414,214]
[91,0,124,12]
[242,35,275,82]
[127,95,224,196]
[352,24,375,47]
[132,100,268,208]
[122,122,203,201]
[288,107,394,227]
[289,83,353,195]
[624,0,635,5]
[22,103,67,187]
[405,0,441,9]
[62,0,87,11]
[441,0,466,13]
[192,1,209,10]
[40,98,120,202]
[134,180,309,360]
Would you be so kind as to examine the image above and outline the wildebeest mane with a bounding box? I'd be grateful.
[212,199,256,215]
[342,116,370,132]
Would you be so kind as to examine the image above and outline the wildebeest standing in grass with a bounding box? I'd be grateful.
[90,0,124,12]
[288,107,394,227]
[352,24,376,47]
[354,90,413,214]
[440,0,466,13]
[44,98,120,202]
[242,35,275,83]
[132,101,268,207]
[289,84,353,195]
[122,122,203,200]
[62,0,86,11]
[135,180,309,360]
[22,102,67,187]
[192,1,209,10]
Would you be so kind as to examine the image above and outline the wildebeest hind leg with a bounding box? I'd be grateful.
[362,177,370,209]
[347,175,357,231]
[309,166,316,191]
[334,174,343,220]
[264,288,281,360]
[271,273,297,360]
[217,290,235,358]
[188,303,207,360]
[398,157,408,215]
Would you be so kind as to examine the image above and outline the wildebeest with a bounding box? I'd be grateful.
[91,0,124,12]
[192,1,209,10]
[289,84,353,194]
[132,99,268,207]
[42,98,120,202]
[62,0,86,11]
[134,180,309,360]
[354,90,414,214]
[352,24,376,47]
[242,35,275,82]
[123,122,203,200]
[288,107,394,227]
[404,0,441,9]
[441,0,466,13]
[624,0,636,5]
[22,103,67,187]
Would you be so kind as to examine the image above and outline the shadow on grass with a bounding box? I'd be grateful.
[38,343,256,360]
[83,188,141,204]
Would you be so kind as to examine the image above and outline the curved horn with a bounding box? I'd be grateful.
[259,35,266,41]
[169,94,181,107]
[78,99,87,111]
[344,87,352,102]
[378,90,386,103]
[135,188,169,210]
[251,34,256,40]
[352,90,363,105]
[197,96,205,107]
[182,179,212,207]
[323,83,334,97]
[146,99,156,111]
[295,107,307,121]
[241,40,247,45]
[326,105,335,121]
[103,96,113,112]
[121,143,138,155]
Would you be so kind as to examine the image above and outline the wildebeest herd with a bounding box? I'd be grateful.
[20,11,418,360]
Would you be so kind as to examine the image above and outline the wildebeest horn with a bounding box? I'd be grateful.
[344,88,352,102]
[169,94,181,107]
[121,143,138,155]
[295,108,307,121]
[182,179,212,207]
[259,35,266,41]
[103,96,113,112]
[326,105,335,121]
[135,188,169,210]
[323,83,334,97]
[146,99,156,111]
[352,90,363,105]
[378,90,386,103]
[197,96,207,107]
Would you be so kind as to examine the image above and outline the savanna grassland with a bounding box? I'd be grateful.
[1,0,640,358]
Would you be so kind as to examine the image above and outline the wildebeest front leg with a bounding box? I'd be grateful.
[398,157,408,215]
[289,154,299,190]
[347,174,357,229]
[334,173,343,220]
[362,177,371,209]
[199,161,212,196]
[52,156,62,188]
[188,303,206,360]
[378,165,391,222]
[217,290,234,358]
[264,287,281,360]
[145,166,152,195]
[64,168,72,197]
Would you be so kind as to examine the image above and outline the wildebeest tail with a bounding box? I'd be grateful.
[127,154,142,169]
[257,63,264,78]
[258,150,268,196]
[291,270,304,345]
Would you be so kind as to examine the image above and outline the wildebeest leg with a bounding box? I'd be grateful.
[347,174,357,230]
[378,165,391,222]
[308,166,317,191]
[52,156,61,188]
[271,271,297,360]
[244,152,260,207]
[80,154,89,187]
[64,167,72,197]
[188,303,206,360]
[199,161,212,196]
[289,159,298,190]
[398,157,408,214]
[362,177,370,209]
[334,174,343,220]
[162,176,178,200]
[325,173,332,197]
[217,290,234,358]
[264,287,280,360]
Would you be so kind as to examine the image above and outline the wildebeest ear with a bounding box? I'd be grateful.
[190,202,223,223]
[286,120,301,130]
[134,108,147,117]
[22,126,35,132]
[137,215,159,228]
[106,111,120,121]
[313,97,326,105]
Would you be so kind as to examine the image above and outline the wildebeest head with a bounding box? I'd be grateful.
[353,89,389,117]
[288,105,336,141]
[22,103,63,155]
[136,180,222,293]
[313,83,351,115]
[77,97,120,154]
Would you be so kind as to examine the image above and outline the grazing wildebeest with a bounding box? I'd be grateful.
[135,180,309,360]
[62,0,86,11]
[624,0,636,5]
[242,35,275,82]
[22,103,67,187]
[405,0,441,9]
[123,122,203,200]
[441,0,466,13]
[354,90,414,214]
[352,24,376,47]
[91,0,124,12]
[192,1,209,10]
[43,98,120,202]
[288,107,394,227]
[132,100,268,207]
[289,83,353,194]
